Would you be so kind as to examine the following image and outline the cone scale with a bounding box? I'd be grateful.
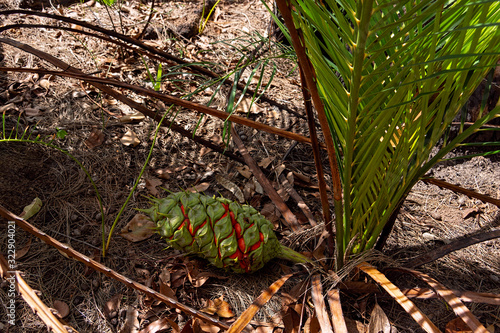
[144,192,311,273]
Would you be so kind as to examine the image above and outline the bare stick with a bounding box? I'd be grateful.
[422,177,500,207]
[231,128,301,232]
[407,228,500,268]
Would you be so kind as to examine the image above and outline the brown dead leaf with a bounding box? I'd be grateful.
[15,237,31,260]
[194,318,220,333]
[282,307,300,333]
[303,315,321,333]
[139,318,171,333]
[180,319,194,333]
[156,166,188,179]
[261,203,280,224]
[145,177,162,196]
[159,283,178,302]
[119,112,145,123]
[462,207,480,219]
[120,214,156,242]
[214,297,234,318]
[121,306,140,333]
[188,270,226,288]
[39,79,51,90]
[53,300,70,319]
[24,107,43,116]
[445,317,472,333]
[171,267,188,289]
[234,97,263,114]
[85,128,105,149]
[0,103,17,112]
[215,175,244,203]
[236,165,253,178]
[258,156,274,169]
[159,266,171,286]
[252,177,264,195]
[188,182,210,193]
[121,130,140,147]
[104,293,122,319]
[346,318,368,333]
[200,299,218,316]
[367,303,391,333]
[243,180,255,201]
[165,316,180,333]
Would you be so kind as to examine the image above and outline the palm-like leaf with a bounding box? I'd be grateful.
[288,0,500,263]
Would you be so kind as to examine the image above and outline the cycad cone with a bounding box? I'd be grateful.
[143,191,311,273]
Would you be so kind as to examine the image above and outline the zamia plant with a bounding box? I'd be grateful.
[143,191,311,273]
[279,0,500,267]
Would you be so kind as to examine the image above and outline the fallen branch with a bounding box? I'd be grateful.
[407,228,500,268]
[422,177,500,207]
[231,127,302,232]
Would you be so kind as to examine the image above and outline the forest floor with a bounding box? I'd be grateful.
[0,0,499,332]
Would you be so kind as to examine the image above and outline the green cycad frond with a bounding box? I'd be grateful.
[290,0,500,260]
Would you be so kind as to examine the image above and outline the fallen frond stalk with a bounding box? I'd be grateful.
[0,254,73,333]
[327,289,348,333]
[0,63,314,146]
[407,228,500,268]
[2,37,247,164]
[227,274,293,333]
[357,262,441,333]
[401,288,500,305]
[311,274,333,333]
[422,178,500,207]
[231,128,301,232]
[0,205,230,331]
[394,268,488,333]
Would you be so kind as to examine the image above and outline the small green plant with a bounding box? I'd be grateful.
[55,128,67,140]
[199,0,222,34]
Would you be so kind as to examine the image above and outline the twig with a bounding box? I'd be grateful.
[279,173,317,226]
[136,0,155,40]
[231,128,301,232]
[406,228,500,268]
[422,177,500,207]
